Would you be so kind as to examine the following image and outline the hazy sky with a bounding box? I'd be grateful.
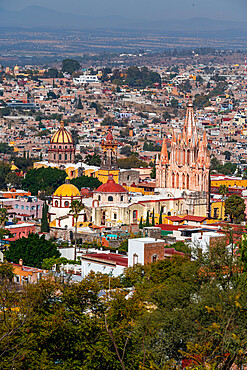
[1,0,247,21]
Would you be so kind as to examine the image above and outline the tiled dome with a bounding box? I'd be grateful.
[96,175,127,194]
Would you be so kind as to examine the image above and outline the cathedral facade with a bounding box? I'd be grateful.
[156,100,210,193]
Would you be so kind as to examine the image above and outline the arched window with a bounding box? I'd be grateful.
[59,145,61,149]
[152,254,157,263]
[98,195,101,201]
[59,154,61,160]
[182,173,185,187]
[120,195,124,201]
[133,210,137,220]
[64,201,69,207]
[65,154,67,160]
[133,253,138,265]
[183,149,186,165]
[55,200,58,207]
[108,196,113,202]
[172,173,175,188]
[187,150,190,165]
[187,174,190,189]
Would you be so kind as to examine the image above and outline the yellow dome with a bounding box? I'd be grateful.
[54,184,80,197]
[51,122,73,144]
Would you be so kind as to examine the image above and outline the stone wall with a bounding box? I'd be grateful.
[119,170,140,186]
[144,242,165,264]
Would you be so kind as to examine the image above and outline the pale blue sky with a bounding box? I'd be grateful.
[0,0,246,21]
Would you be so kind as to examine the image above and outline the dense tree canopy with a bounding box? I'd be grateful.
[5,233,60,268]
[21,167,67,195]
[84,153,101,166]
[0,143,14,154]
[1,236,247,369]
[210,157,237,175]
[118,155,148,169]
[225,194,245,223]
[0,162,11,190]
[62,59,81,74]
[71,175,102,190]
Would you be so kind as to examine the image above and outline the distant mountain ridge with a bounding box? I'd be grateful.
[0,6,247,34]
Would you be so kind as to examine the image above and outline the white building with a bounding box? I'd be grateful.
[73,75,99,84]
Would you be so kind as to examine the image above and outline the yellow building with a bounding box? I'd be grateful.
[97,129,120,184]
[211,176,247,188]
[211,200,225,220]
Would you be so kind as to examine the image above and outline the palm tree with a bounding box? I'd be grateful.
[219,184,228,220]
[69,200,84,261]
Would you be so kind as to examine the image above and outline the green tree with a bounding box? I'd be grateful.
[145,210,150,227]
[150,165,156,179]
[69,200,84,261]
[118,155,148,169]
[5,233,60,268]
[5,172,20,189]
[0,162,11,189]
[152,209,155,226]
[0,207,8,228]
[0,143,14,154]
[41,202,49,233]
[62,59,81,74]
[139,216,143,229]
[43,68,58,78]
[225,194,245,223]
[85,153,101,166]
[219,184,228,220]
[77,96,83,109]
[71,175,102,190]
[159,208,163,224]
[22,167,67,195]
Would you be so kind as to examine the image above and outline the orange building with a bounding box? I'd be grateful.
[0,189,31,199]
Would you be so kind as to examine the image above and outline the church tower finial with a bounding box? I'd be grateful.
[160,137,169,164]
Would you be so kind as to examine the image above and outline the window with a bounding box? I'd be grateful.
[26,206,29,210]
[152,254,157,263]
[98,195,101,201]
[21,205,24,210]
[108,196,113,202]
[15,205,19,209]
[59,154,61,160]
[31,206,35,210]
[114,213,117,220]
[133,253,138,265]
[64,201,69,207]
[54,154,56,160]
[55,201,58,207]
[37,205,40,210]
[133,210,137,219]
[65,154,67,160]
[120,195,124,201]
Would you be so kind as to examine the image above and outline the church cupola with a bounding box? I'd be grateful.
[48,121,75,164]
[100,129,119,171]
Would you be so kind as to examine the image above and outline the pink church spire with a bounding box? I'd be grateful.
[197,137,205,168]
[160,137,169,164]
[183,98,197,143]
